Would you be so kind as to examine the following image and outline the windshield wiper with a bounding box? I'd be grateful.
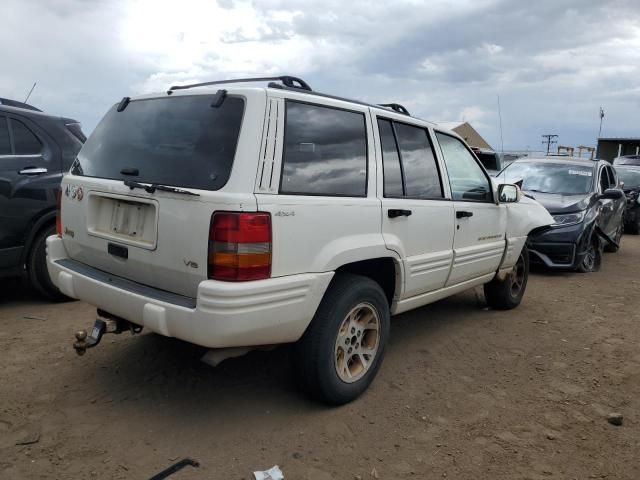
[123,180,200,196]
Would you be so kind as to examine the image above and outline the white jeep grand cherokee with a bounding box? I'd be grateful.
[47,76,552,404]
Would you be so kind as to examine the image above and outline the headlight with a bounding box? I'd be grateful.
[552,211,586,227]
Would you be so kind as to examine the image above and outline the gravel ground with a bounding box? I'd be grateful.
[1,238,639,479]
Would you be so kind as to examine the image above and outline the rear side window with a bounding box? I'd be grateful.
[11,119,42,154]
[0,117,10,154]
[280,101,367,196]
[378,119,403,196]
[72,95,245,191]
[377,119,443,199]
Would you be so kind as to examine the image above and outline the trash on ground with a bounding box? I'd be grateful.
[254,465,284,480]
[607,412,623,426]
[148,458,200,480]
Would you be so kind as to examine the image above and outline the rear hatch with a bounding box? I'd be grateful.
[60,92,255,298]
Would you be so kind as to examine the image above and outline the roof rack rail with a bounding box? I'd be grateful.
[168,75,312,94]
[378,103,410,116]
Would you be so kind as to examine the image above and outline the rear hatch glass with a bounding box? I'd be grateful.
[71,94,245,190]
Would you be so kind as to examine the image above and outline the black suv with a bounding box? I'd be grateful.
[0,99,85,299]
[498,157,625,272]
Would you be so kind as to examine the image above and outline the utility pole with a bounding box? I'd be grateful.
[541,134,558,155]
[598,107,604,139]
[497,94,504,154]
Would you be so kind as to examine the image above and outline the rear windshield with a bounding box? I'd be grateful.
[71,95,244,190]
[476,152,499,170]
[614,156,640,166]
[617,167,640,188]
[501,161,594,194]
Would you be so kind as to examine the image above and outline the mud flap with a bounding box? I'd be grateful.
[595,226,618,250]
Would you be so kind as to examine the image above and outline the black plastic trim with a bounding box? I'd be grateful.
[55,259,196,309]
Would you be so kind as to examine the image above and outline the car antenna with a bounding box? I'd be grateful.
[24,82,37,104]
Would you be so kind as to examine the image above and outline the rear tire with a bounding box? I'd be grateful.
[26,225,70,302]
[293,273,390,405]
[484,246,529,310]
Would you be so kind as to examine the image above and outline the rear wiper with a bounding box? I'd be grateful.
[123,180,200,196]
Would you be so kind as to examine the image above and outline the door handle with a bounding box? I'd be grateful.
[19,166,47,175]
[456,210,474,219]
[388,209,412,218]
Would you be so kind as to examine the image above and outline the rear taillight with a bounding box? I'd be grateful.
[208,212,272,281]
[55,188,62,237]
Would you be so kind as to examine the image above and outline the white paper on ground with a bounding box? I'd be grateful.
[253,465,284,480]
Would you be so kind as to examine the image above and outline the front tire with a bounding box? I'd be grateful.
[484,246,529,310]
[26,225,70,302]
[576,234,602,273]
[293,274,390,405]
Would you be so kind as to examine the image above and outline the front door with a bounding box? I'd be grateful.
[376,116,455,299]
[0,114,58,269]
[434,132,506,286]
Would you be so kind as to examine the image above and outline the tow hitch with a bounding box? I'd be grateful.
[73,310,142,356]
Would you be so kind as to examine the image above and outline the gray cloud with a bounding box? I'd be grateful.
[2,0,639,150]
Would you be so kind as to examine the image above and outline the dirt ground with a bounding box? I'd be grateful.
[1,239,639,480]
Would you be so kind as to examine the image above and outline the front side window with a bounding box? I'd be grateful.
[436,132,492,202]
[599,167,611,192]
[11,119,42,155]
[0,117,10,154]
[280,101,367,196]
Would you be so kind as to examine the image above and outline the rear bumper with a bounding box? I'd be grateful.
[46,236,333,348]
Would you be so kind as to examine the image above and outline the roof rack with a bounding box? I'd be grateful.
[0,97,41,112]
[168,75,312,94]
[378,103,410,116]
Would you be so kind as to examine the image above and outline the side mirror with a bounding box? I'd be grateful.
[599,188,624,200]
[499,184,521,203]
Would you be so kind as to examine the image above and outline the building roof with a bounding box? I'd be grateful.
[598,137,640,142]
[434,121,465,131]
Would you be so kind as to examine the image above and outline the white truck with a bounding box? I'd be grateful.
[47,76,553,404]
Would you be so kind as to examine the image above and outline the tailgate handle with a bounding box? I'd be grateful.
[108,243,128,259]
[388,209,412,218]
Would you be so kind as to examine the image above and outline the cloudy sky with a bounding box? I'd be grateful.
[2,0,639,151]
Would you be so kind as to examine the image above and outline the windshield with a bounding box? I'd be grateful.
[616,167,640,188]
[501,161,594,194]
[71,95,245,190]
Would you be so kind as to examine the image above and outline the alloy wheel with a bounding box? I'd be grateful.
[510,252,526,297]
[334,303,380,383]
[582,243,596,271]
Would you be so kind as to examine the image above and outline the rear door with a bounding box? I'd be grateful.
[375,115,454,298]
[254,94,381,278]
[434,131,506,286]
[60,91,264,298]
[0,114,59,263]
